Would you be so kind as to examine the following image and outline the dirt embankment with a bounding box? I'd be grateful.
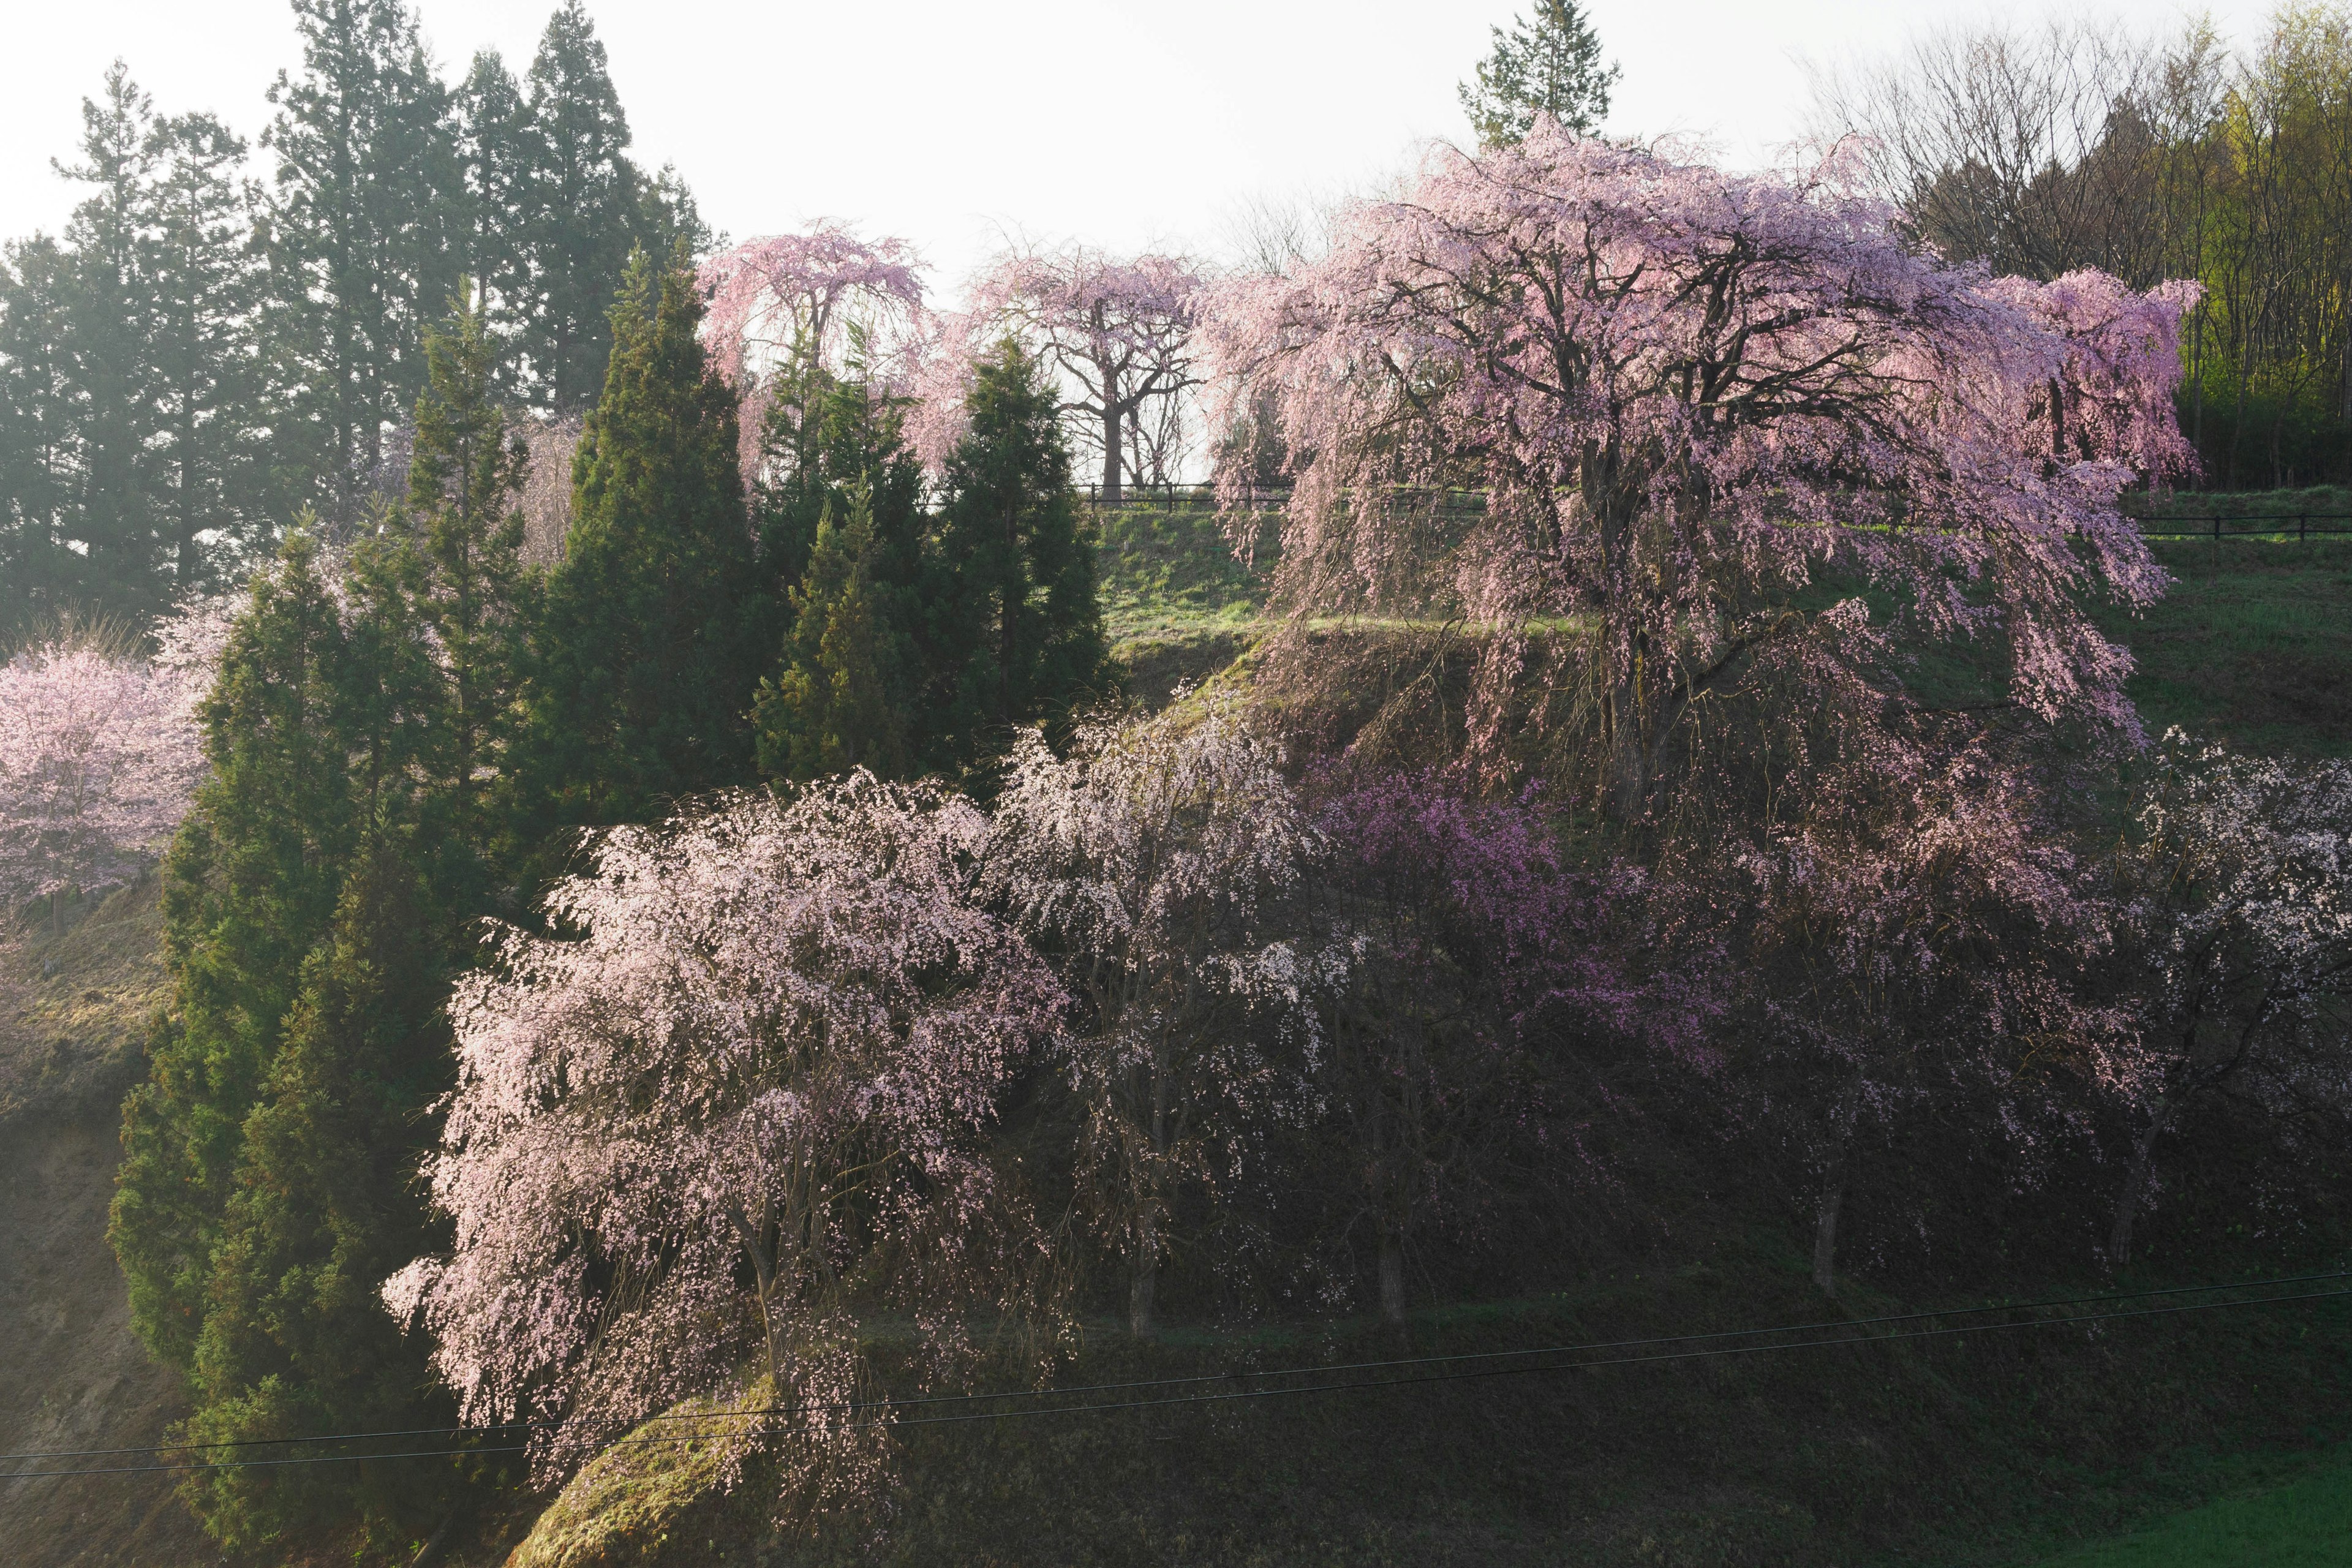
[0,881,221,1567]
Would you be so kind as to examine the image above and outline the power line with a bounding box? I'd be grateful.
[6,1272,2343,1482]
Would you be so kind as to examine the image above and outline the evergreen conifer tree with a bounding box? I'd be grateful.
[113,533,363,1371]
[175,847,461,1553]
[755,358,925,594]
[453,50,536,393]
[521,1,639,409]
[929,341,1110,769]
[143,110,266,593]
[521,242,750,826]
[55,64,164,617]
[1458,0,1619,146]
[260,0,460,523]
[405,297,529,904]
[753,486,911,781]
[0,238,78,633]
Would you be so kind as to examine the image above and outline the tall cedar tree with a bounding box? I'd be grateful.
[114,534,364,1373]
[261,0,460,524]
[0,239,79,634]
[522,1,639,410]
[1459,0,1619,146]
[753,485,912,782]
[521,243,750,827]
[755,359,927,595]
[406,298,531,911]
[929,341,1110,770]
[144,109,268,594]
[453,50,536,396]
[177,848,462,1553]
[118,293,532,1553]
[55,66,164,619]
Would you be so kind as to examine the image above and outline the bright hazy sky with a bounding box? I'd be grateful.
[0,1,2278,295]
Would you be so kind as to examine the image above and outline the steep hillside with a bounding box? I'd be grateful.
[0,880,220,1567]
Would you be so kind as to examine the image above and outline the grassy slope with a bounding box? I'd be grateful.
[2098,537,2352,758]
[0,881,219,1568]
[2028,1442,2352,1567]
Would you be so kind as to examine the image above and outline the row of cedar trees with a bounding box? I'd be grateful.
[0,0,704,636]
[105,247,1110,1553]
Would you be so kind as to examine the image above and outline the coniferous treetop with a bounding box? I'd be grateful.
[1458,0,1619,146]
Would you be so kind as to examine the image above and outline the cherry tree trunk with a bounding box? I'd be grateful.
[1100,404,1124,505]
[1376,1213,1406,1328]
[1811,1080,1863,1297]
[1605,672,1649,822]
[2109,1106,2174,1269]
[1128,1208,1159,1338]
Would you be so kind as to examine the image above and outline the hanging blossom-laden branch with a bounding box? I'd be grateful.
[385,777,1067,1504]
[1712,704,2135,1295]
[0,620,215,921]
[698,224,930,491]
[1308,769,1702,1324]
[924,246,1205,499]
[1196,124,2196,816]
[982,702,1350,1336]
[698,224,929,388]
[2103,732,2352,1267]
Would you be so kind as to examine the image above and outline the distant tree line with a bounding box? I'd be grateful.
[1815,4,2352,488]
[0,0,706,636]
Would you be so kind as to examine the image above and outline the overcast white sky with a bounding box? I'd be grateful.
[0,1,2278,295]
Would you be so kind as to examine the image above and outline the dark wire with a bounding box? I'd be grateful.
[8,1268,2345,1464]
[7,1280,2343,1481]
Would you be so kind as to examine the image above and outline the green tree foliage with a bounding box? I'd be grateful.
[114,533,364,1373]
[176,848,461,1552]
[521,243,750,826]
[1458,0,1620,146]
[521,1,642,410]
[113,305,533,1552]
[144,110,269,594]
[453,50,536,392]
[260,0,460,524]
[53,65,164,618]
[755,486,912,781]
[755,355,925,603]
[928,342,1110,769]
[405,298,530,905]
[0,237,79,635]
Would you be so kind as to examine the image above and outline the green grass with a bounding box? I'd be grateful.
[2097,537,2352,757]
[2026,1444,2352,1566]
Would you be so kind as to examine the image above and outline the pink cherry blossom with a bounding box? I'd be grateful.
[386,775,1065,1496]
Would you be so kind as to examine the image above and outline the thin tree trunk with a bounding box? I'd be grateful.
[1811,1080,1862,1298]
[1376,1212,1406,1328]
[725,1203,783,1389]
[1605,654,1648,821]
[1130,1057,1170,1338]
[1100,403,1123,505]
[1128,1208,1159,1338]
[2109,1105,2173,1269]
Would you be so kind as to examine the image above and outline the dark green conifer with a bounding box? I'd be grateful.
[1458,0,1619,146]
[260,0,461,523]
[113,533,362,1371]
[929,341,1112,769]
[754,485,911,782]
[521,0,639,410]
[407,297,530,905]
[175,848,459,1553]
[142,109,268,593]
[521,242,750,825]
